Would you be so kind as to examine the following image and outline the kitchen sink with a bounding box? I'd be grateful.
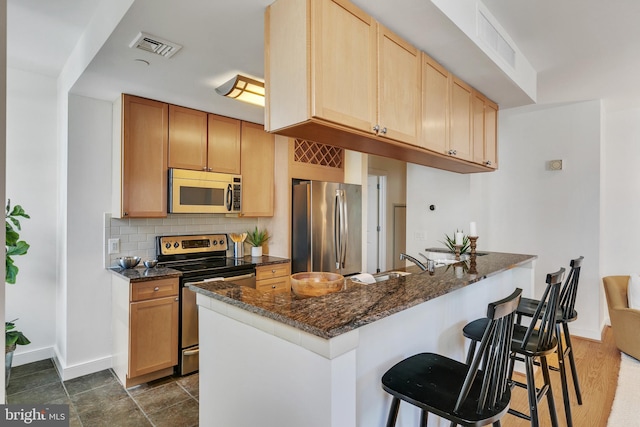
[373,271,411,282]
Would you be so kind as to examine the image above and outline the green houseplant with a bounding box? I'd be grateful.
[5,200,31,386]
[440,230,470,255]
[246,226,270,257]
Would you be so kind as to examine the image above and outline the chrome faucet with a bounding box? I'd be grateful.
[399,253,427,271]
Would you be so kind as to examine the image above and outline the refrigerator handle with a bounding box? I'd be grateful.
[334,192,341,269]
[341,191,348,268]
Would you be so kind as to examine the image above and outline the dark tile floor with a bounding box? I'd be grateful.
[6,359,199,427]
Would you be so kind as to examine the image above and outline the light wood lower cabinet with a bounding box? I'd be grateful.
[255,263,291,293]
[112,276,179,388]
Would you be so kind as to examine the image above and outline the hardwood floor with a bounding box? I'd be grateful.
[507,326,620,427]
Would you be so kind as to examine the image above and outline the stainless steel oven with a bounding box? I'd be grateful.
[156,234,256,376]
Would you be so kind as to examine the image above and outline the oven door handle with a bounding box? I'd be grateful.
[183,349,199,356]
[223,273,256,281]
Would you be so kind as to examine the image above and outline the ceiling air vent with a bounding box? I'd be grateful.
[129,32,182,58]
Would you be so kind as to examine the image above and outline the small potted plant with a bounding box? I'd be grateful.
[5,200,31,386]
[440,230,470,255]
[246,226,270,257]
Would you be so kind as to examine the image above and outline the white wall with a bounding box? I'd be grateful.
[1,0,7,396]
[65,95,114,374]
[473,101,601,339]
[601,106,640,275]
[406,100,602,340]
[406,164,471,253]
[6,67,58,364]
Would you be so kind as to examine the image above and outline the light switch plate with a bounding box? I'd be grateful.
[108,238,120,254]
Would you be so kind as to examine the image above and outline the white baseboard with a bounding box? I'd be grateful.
[12,346,55,367]
[12,346,114,381]
[570,325,602,341]
[52,348,113,381]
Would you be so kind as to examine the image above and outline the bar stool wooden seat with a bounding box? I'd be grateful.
[515,257,583,427]
[462,268,565,427]
[381,288,522,427]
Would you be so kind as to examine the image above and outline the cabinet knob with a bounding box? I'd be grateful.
[154,287,160,291]
[272,285,276,289]
[123,212,128,216]
[202,167,207,171]
[448,150,457,156]
[175,297,179,301]
[272,269,276,273]
[381,127,387,134]
[373,124,380,132]
[485,160,492,166]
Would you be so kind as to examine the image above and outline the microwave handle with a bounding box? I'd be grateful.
[226,183,232,211]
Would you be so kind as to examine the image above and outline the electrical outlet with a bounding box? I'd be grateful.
[108,238,120,254]
[414,232,426,240]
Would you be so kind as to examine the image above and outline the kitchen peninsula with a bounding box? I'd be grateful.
[190,252,536,427]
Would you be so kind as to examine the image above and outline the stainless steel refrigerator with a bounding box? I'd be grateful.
[292,180,362,276]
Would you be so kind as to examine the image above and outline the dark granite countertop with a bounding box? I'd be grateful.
[188,251,536,339]
[108,266,182,282]
[239,255,290,266]
[108,255,289,282]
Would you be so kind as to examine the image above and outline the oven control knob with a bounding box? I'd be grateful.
[219,239,225,246]
[165,242,171,249]
[174,242,179,248]
[212,240,218,246]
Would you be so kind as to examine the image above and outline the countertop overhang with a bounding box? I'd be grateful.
[189,251,536,339]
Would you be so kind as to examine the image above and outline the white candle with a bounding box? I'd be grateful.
[455,232,463,245]
[470,222,477,237]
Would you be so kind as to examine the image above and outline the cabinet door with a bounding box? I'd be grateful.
[449,76,473,161]
[122,95,168,218]
[208,114,241,174]
[421,53,449,153]
[311,0,377,134]
[129,296,178,378]
[377,24,420,145]
[472,91,486,165]
[168,105,208,170]
[241,122,275,217]
[484,100,498,169]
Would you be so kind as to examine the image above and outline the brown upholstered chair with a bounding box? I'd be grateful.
[602,276,640,360]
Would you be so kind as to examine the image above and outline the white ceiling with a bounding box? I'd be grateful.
[8,0,640,123]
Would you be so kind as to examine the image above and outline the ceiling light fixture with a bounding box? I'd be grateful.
[215,74,265,107]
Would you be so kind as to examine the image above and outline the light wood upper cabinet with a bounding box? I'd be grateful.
[208,114,241,175]
[421,53,449,153]
[449,76,473,162]
[311,0,377,133]
[120,94,168,218]
[473,91,498,169]
[241,122,275,217]
[267,0,419,145]
[168,105,208,170]
[377,24,421,145]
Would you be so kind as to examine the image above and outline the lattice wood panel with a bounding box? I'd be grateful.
[293,139,343,169]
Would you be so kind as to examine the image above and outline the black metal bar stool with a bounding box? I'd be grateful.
[462,268,565,427]
[515,256,583,427]
[381,288,522,427]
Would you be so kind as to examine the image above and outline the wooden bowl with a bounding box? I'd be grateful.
[290,272,345,298]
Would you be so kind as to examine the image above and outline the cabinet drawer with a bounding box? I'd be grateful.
[256,263,291,281]
[256,276,291,293]
[130,278,179,302]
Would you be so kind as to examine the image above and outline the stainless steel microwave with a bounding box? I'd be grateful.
[169,168,241,214]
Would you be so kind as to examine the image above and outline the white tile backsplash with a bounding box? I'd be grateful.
[104,212,262,268]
